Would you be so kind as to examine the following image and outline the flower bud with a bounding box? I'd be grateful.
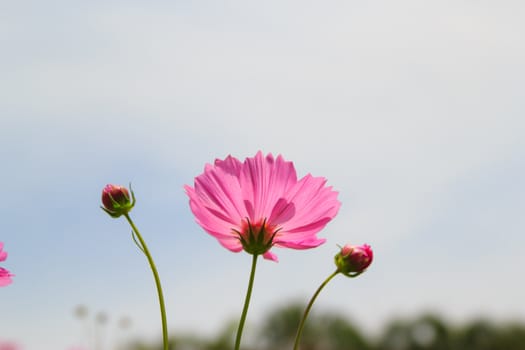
[101,184,135,218]
[335,243,373,277]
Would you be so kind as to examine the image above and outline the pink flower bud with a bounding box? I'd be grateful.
[335,243,373,277]
[101,184,135,218]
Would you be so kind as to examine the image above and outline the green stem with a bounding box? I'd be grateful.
[293,270,340,350]
[234,254,259,350]
[124,214,169,350]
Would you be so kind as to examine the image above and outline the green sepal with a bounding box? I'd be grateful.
[236,218,277,256]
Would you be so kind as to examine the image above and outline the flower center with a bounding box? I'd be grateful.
[233,218,280,255]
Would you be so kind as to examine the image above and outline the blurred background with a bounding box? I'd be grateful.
[1,0,524,349]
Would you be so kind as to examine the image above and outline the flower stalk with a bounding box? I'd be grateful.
[293,270,339,350]
[234,254,259,350]
[293,243,373,350]
[102,184,169,350]
[123,213,169,350]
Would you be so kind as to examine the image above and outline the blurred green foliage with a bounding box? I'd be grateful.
[127,302,525,350]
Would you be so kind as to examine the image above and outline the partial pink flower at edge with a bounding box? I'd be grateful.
[0,242,7,262]
[185,151,341,261]
[0,242,13,287]
[0,268,13,287]
[0,341,22,350]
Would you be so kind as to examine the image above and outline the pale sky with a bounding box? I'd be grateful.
[1,1,524,349]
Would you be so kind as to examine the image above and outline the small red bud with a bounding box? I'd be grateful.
[335,243,373,277]
[101,184,135,218]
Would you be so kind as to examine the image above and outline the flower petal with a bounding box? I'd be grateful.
[240,151,297,221]
[274,236,326,249]
[0,267,12,287]
[276,174,340,238]
[262,250,279,262]
[0,242,6,262]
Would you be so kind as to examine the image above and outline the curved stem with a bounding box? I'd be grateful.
[124,214,169,350]
[234,254,259,350]
[293,270,340,350]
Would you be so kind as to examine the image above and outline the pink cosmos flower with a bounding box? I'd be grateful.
[185,151,341,261]
[0,242,13,287]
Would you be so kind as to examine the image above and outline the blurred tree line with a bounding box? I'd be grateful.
[128,302,525,350]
